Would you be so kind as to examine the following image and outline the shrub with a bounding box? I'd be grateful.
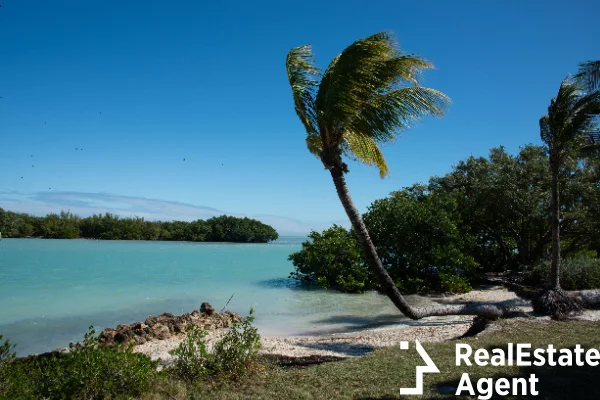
[213,309,261,379]
[289,226,374,293]
[0,327,160,400]
[168,309,261,382]
[0,335,15,363]
[529,254,600,290]
[395,271,471,294]
[169,325,212,383]
[439,272,472,293]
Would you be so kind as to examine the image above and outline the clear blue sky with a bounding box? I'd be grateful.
[1,0,597,234]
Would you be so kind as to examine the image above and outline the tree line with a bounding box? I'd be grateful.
[289,144,600,294]
[0,211,279,243]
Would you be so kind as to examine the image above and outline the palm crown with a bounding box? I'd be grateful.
[540,77,600,164]
[286,32,450,177]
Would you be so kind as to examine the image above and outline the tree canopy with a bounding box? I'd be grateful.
[0,211,279,243]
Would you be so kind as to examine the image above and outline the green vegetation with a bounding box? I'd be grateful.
[9,317,600,399]
[290,144,600,294]
[0,210,279,243]
[535,75,600,316]
[138,319,600,400]
[0,327,160,400]
[530,253,600,291]
[0,313,261,399]
[169,310,261,382]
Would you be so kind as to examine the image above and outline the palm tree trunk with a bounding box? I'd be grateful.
[329,167,506,319]
[550,165,561,290]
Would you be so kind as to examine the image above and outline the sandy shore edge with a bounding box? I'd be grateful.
[134,286,600,364]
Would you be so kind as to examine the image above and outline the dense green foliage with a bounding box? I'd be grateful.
[169,310,261,382]
[529,253,600,291]
[0,327,160,400]
[0,210,278,243]
[290,144,600,293]
[289,226,371,292]
[1,314,261,399]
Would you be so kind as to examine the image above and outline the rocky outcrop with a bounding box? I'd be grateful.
[99,304,240,347]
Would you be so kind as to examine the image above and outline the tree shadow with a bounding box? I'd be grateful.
[292,340,381,357]
[255,277,321,291]
[300,315,470,335]
[433,297,533,310]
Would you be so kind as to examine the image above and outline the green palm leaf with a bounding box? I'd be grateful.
[286,45,321,156]
[286,31,449,177]
[342,133,389,177]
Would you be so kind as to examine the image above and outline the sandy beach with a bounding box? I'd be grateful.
[134,285,586,365]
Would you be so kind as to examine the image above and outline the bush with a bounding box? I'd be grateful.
[0,327,160,400]
[394,271,471,294]
[213,309,261,378]
[439,272,472,293]
[288,226,374,293]
[529,254,600,290]
[0,335,15,363]
[169,325,212,383]
[168,309,261,381]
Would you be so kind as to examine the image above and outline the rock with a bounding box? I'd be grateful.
[151,324,171,340]
[200,302,215,315]
[98,302,240,347]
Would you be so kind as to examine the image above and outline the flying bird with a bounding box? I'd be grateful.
[183,158,186,161]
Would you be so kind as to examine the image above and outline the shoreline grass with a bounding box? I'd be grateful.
[140,319,600,399]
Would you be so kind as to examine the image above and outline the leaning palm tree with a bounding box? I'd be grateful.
[535,77,600,317]
[286,32,506,319]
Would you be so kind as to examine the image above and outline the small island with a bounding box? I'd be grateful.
[0,209,279,243]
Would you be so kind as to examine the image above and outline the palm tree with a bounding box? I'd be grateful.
[286,32,506,319]
[575,60,600,92]
[535,77,600,316]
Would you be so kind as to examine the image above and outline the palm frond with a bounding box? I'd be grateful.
[541,75,600,162]
[286,45,321,154]
[347,86,450,144]
[315,32,437,142]
[342,132,389,177]
[575,60,600,92]
[540,115,552,146]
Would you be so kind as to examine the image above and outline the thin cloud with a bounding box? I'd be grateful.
[0,191,345,235]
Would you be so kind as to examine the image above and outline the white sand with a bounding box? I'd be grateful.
[133,286,600,364]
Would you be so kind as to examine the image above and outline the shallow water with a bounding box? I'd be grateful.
[0,237,427,356]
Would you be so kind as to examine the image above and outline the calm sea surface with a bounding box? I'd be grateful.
[0,237,421,356]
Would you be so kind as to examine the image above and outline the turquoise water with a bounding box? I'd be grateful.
[0,238,415,356]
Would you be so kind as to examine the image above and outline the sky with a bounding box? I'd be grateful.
[0,0,597,235]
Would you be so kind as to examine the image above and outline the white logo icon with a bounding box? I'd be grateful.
[399,340,440,395]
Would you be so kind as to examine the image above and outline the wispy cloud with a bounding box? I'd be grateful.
[0,191,347,235]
